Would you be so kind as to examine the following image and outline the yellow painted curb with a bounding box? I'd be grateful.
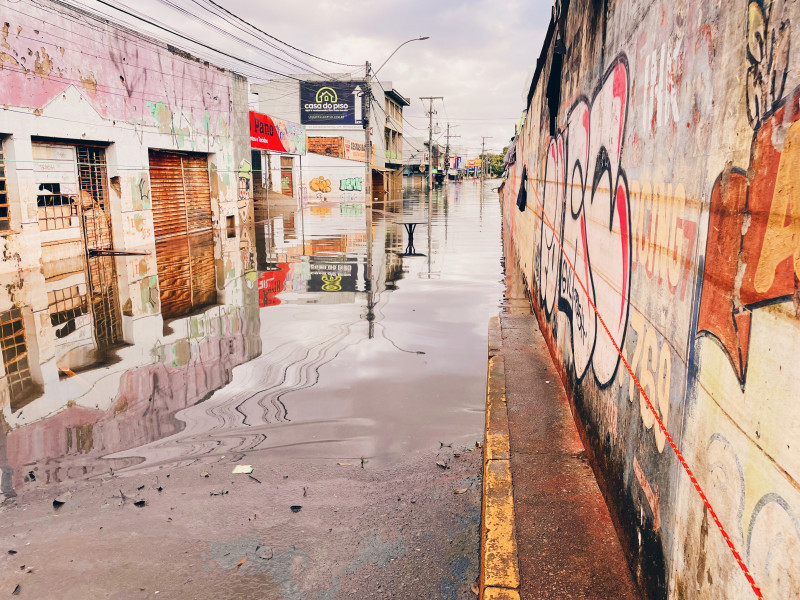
[483,587,521,600]
[481,317,520,599]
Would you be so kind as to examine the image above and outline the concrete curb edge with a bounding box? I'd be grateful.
[480,316,520,600]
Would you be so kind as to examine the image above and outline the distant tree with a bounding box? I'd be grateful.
[486,147,507,177]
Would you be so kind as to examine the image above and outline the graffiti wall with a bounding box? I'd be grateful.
[502,0,800,598]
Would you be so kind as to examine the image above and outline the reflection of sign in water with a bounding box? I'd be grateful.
[321,274,342,291]
[307,259,357,293]
[257,263,291,307]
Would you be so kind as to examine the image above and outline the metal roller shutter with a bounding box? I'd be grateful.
[148,151,216,319]
[183,154,213,234]
[148,150,189,239]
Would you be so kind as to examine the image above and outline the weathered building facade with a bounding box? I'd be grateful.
[0,0,259,483]
[502,0,799,598]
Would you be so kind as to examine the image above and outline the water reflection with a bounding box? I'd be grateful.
[0,178,503,499]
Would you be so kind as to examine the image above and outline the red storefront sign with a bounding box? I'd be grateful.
[249,112,306,154]
[250,112,286,152]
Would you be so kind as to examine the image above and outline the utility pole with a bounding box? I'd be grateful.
[364,61,372,209]
[420,96,443,190]
[480,136,492,183]
[444,123,460,185]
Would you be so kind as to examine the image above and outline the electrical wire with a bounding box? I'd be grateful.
[205,0,361,68]
[88,0,308,81]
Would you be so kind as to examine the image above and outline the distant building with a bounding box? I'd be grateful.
[250,76,409,204]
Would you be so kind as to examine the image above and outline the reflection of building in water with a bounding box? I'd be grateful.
[45,255,124,374]
[0,0,261,500]
[155,233,217,319]
[0,308,40,412]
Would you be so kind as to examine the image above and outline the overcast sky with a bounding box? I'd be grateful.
[77,0,552,157]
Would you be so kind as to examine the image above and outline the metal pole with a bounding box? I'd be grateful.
[419,96,443,190]
[364,61,372,212]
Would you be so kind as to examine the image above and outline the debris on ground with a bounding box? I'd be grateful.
[248,475,261,484]
[52,491,72,510]
[471,581,480,594]
[231,465,253,474]
[290,505,302,513]
[256,546,272,560]
[8,550,17,555]
[12,583,20,595]
[210,489,228,496]
[337,462,351,466]
[200,472,210,478]
[236,557,247,569]
[136,485,144,491]
[303,487,307,497]
[454,488,468,494]
[436,461,449,469]
[133,500,147,508]
[360,457,367,468]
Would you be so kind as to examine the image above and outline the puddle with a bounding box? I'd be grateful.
[0,179,505,496]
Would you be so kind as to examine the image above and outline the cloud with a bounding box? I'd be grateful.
[81,0,552,154]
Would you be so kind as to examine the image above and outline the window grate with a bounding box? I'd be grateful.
[0,147,8,231]
[37,182,76,230]
[77,146,112,250]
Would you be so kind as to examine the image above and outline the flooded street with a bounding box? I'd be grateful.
[0,179,504,599]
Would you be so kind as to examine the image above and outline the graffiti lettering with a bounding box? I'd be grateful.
[339,177,362,192]
[697,88,800,385]
[629,180,697,300]
[628,312,672,453]
[537,55,631,386]
[642,40,681,130]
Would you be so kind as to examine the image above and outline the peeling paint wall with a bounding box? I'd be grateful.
[502,1,800,598]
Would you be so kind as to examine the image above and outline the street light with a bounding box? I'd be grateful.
[373,36,430,77]
[364,36,430,211]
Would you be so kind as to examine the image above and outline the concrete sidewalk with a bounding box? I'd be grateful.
[481,312,641,599]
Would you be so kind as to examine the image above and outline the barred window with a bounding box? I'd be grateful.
[0,147,9,230]
[37,182,76,230]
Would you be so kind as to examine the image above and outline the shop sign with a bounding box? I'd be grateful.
[250,111,306,155]
[300,81,366,126]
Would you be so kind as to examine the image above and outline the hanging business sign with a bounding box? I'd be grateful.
[300,81,365,126]
[249,111,307,155]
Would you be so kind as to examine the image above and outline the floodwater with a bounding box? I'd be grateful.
[0,177,504,496]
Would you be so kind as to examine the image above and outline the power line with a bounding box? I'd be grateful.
[89,0,308,82]
[157,0,341,79]
[204,0,361,68]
